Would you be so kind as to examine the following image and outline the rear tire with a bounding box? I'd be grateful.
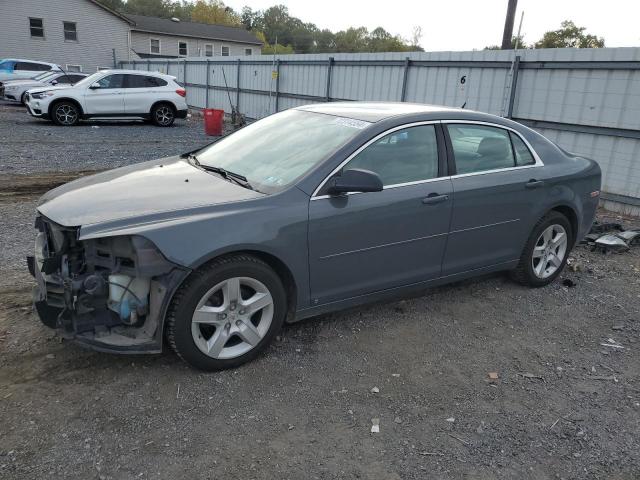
[166,255,287,371]
[511,211,573,287]
[51,101,80,126]
[151,102,175,127]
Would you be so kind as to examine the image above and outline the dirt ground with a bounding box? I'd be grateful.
[0,103,639,479]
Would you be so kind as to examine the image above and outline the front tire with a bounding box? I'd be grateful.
[166,255,287,371]
[51,101,80,126]
[151,102,175,127]
[512,211,573,287]
[21,92,28,105]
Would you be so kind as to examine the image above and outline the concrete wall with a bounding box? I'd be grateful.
[0,0,132,72]
[123,47,640,214]
[131,31,257,58]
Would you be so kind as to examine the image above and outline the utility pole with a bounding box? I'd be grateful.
[501,0,518,49]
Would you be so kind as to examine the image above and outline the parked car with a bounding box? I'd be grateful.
[29,103,601,370]
[0,58,60,82]
[24,69,188,126]
[1,71,87,104]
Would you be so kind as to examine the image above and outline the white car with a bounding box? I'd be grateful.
[25,69,188,127]
[1,71,87,104]
[0,58,60,82]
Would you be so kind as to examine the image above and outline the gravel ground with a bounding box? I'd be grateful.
[1,103,639,479]
[0,102,214,174]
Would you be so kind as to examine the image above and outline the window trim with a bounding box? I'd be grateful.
[221,44,230,56]
[29,17,44,38]
[63,21,78,42]
[65,64,82,73]
[150,37,161,54]
[245,48,252,56]
[204,43,213,57]
[441,120,544,179]
[178,41,188,57]
[311,119,544,200]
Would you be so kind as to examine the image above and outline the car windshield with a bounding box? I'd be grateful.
[72,72,104,88]
[34,71,58,81]
[196,110,370,193]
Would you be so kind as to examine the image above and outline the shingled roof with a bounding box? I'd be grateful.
[126,14,262,45]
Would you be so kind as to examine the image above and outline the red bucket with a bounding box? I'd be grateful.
[203,108,224,136]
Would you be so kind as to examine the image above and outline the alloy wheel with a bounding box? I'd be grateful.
[55,104,78,125]
[531,224,568,279]
[191,277,274,359]
[155,106,174,126]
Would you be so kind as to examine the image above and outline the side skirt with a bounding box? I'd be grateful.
[293,259,519,322]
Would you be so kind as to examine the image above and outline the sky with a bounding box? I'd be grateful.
[222,0,640,50]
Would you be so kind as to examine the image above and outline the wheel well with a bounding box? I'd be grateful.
[197,250,297,322]
[550,205,578,242]
[48,98,83,117]
[150,100,176,114]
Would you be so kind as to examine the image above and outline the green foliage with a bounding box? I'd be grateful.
[485,35,528,50]
[94,0,423,53]
[534,20,605,48]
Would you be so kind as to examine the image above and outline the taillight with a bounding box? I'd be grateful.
[176,88,186,97]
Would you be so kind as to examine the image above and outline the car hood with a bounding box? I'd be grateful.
[2,79,43,87]
[37,157,264,227]
[27,84,74,94]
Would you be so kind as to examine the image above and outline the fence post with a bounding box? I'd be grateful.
[325,57,334,102]
[275,59,281,113]
[507,55,521,119]
[400,57,410,102]
[205,59,210,109]
[166,60,170,75]
[147,59,151,71]
[183,60,187,85]
[236,58,241,113]
[112,48,117,68]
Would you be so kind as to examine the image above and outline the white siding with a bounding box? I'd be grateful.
[131,31,258,58]
[0,0,132,72]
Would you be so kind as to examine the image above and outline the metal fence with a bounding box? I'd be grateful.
[121,48,640,214]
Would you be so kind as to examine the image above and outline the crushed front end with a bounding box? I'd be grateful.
[28,215,189,353]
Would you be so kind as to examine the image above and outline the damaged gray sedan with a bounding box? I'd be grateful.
[29,103,602,370]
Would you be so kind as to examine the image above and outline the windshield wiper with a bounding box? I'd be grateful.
[187,154,254,191]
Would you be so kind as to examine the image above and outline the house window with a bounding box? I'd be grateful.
[221,45,230,56]
[245,48,252,56]
[63,21,77,41]
[65,64,82,72]
[178,42,188,56]
[150,38,160,54]
[204,44,213,57]
[29,18,44,38]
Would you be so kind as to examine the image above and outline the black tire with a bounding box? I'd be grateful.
[151,102,175,127]
[51,100,80,126]
[511,211,573,287]
[166,254,287,371]
[20,92,28,105]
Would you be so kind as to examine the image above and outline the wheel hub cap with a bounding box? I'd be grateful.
[532,224,568,279]
[191,277,274,359]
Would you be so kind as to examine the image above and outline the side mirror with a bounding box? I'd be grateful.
[327,168,383,195]
[50,80,58,85]
[89,82,100,89]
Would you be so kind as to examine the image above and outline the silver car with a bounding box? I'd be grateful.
[1,71,87,104]
[29,103,602,370]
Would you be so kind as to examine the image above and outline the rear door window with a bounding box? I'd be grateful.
[125,75,168,88]
[447,124,516,174]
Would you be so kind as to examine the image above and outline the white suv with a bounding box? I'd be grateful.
[25,69,188,127]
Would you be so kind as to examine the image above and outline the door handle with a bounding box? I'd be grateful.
[525,179,545,189]
[422,193,449,205]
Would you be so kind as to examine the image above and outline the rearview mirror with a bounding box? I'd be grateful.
[327,169,383,195]
[89,82,101,89]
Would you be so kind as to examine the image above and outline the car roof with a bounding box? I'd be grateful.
[1,58,59,67]
[296,102,470,123]
[97,69,175,79]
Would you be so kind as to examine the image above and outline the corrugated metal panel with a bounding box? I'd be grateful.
[119,48,640,207]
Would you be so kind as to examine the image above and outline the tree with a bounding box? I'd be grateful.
[534,20,604,48]
[485,35,527,50]
[122,0,172,17]
[191,1,241,26]
[96,0,124,11]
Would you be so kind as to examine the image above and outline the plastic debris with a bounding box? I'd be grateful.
[488,372,499,382]
[594,234,629,253]
[394,416,402,424]
[370,386,379,394]
[446,417,455,423]
[371,418,380,433]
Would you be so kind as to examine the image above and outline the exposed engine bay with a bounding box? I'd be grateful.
[28,215,188,352]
